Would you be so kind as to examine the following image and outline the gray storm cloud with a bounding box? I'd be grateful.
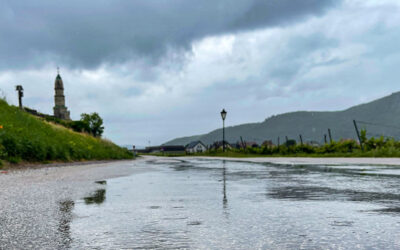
[0,0,339,69]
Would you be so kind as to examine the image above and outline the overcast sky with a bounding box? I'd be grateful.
[1,0,400,147]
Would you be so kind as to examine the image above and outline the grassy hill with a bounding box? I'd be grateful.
[0,99,133,165]
[165,92,400,146]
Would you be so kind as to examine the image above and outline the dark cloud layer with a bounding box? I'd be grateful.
[0,0,339,69]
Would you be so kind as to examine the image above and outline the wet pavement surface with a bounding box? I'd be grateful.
[1,157,400,249]
[0,160,141,249]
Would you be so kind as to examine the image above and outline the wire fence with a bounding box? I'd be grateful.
[355,120,400,140]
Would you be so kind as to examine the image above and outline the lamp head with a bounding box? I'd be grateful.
[15,85,23,91]
[220,109,227,121]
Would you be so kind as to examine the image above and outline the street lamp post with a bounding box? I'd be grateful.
[15,85,24,110]
[220,109,227,152]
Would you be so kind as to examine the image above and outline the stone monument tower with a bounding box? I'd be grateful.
[53,69,71,120]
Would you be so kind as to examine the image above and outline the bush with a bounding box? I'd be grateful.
[285,139,297,147]
[0,144,6,159]
[297,144,316,154]
[1,134,19,157]
[7,156,21,164]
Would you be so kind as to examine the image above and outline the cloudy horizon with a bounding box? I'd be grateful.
[1,0,400,146]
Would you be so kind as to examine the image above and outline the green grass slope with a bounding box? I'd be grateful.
[0,99,133,163]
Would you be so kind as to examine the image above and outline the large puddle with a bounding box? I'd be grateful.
[64,159,400,248]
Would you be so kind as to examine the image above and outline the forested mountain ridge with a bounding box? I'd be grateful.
[164,92,400,146]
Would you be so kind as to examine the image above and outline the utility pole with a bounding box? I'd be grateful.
[328,128,333,143]
[15,85,24,110]
[299,134,303,145]
[285,136,288,146]
[353,120,364,151]
[324,134,327,144]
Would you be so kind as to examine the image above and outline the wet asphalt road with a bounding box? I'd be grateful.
[1,157,400,249]
[0,160,140,249]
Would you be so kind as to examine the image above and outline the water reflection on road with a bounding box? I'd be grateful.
[70,158,400,249]
[84,189,106,205]
[58,200,74,248]
[222,161,228,212]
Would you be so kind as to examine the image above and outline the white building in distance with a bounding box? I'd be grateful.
[186,141,207,153]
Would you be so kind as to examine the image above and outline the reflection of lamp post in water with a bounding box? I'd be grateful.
[58,200,74,248]
[222,160,228,209]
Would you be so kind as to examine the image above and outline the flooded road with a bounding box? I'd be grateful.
[2,158,400,249]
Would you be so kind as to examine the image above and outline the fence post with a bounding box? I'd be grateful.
[328,129,333,143]
[240,136,245,149]
[353,120,364,151]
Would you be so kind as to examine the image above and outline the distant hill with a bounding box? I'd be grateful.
[164,92,400,146]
